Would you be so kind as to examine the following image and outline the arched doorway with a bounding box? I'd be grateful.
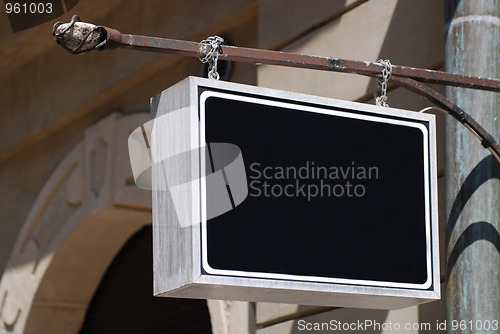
[0,113,229,334]
[79,226,212,334]
[0,106,441,334]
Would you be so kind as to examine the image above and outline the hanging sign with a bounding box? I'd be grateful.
[129,76,440,309]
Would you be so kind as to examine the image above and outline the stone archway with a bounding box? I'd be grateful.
[0,113,152,334]
[0,112,253,334]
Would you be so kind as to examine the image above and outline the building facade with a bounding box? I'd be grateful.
[3,0,485,333]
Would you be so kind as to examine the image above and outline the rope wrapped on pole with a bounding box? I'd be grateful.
[52,15,500,164]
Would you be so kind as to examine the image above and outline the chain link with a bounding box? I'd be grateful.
[199,36,224,80]
[374,59,392,107]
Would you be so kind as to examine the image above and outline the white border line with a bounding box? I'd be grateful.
[200,90,433,290]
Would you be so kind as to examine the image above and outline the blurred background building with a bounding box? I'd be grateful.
[2,0,494,333]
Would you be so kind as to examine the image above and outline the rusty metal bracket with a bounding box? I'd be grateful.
[391,77,500,162]
[52,16,500,164]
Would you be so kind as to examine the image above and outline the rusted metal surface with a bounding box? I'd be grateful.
[114,35,500,92]
[119,34,204,58]
[445,1,500,333]
[392,77,500,163]
[52,16,500,167]
[53,17,500,93]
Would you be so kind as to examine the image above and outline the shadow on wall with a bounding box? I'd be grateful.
[446,155,500,279]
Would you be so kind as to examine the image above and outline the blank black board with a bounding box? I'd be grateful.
[201,87,430,288]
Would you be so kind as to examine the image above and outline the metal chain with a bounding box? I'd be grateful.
[199,36,224,80]
[374,59,392,107]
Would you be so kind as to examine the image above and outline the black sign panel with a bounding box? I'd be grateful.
[199,87,432,290]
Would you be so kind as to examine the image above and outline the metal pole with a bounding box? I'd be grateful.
[52,15,500,92]
[445,1,500,333]
[52,15,500,165]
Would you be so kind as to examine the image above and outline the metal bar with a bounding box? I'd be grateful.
[117,34,500,93]
[52,16,500,165]
[52,17,500,92]
[115,27,500,164]
[119,34,204,57]
[391,77,500,162]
